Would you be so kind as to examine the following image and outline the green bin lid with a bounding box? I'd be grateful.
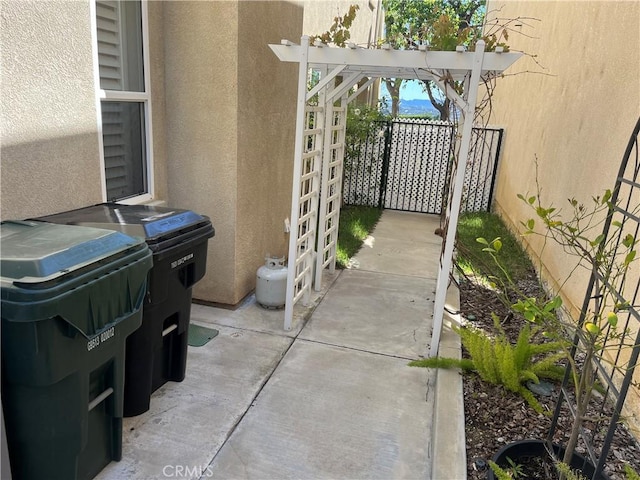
[1,221,152,337]
[0,221,143,285]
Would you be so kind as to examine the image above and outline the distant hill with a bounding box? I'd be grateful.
[400,99,440,116]
[380,98,440,117]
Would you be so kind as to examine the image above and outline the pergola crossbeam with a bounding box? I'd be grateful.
[347,77,376,104]
[306,64,347,102]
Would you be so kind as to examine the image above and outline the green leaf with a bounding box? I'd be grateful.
[476,237,489,245]
[493,239,503,252]
[590,234,605,247]
[607,312,618,328]
[602,189,612,204]
[528,196,536,205]
[526,219,535,230]
[544,296,562,311]
[622,234,636,248]
[625,250,636,266]
[615,301,631,312]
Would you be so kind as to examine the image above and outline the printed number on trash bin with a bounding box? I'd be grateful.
[87,327,115,351]
[171,253,194,269]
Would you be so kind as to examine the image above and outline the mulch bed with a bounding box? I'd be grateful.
[458,275,640,480]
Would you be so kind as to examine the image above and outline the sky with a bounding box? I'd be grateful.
[379,79,429,101]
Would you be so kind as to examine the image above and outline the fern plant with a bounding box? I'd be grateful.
[410,314,566,413]
[488,461,517,480]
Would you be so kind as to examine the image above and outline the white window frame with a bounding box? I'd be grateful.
[90,0,154,204]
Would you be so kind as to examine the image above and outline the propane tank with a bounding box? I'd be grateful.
[255,256,287,309]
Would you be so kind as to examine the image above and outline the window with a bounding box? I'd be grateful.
[94,0,152,202]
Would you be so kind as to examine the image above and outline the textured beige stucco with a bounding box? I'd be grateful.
[236,1,301,302]
[301,0,383,105]
[147,1,168,203]
[163,1,240,305]
[486,0,640,434]
[301,0,383,47]
[487,1,639,305]
[1,0,103,220]
[163,1,302,305]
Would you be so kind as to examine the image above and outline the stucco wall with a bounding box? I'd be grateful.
[147,1,169,203]
[486,0,640,435]
[163,1,240,305]
[302,0,383,47]
[236,1,301,301]
[1,0,103,220]
[164,1,302,305]
[487,1,639,308]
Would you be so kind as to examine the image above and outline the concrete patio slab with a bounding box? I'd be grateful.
[95,324,293,480]
[90,210,464,480]
[190,271,340,336]
[350,210,442,278]
[206,340,433,480]
[300,269,433,359]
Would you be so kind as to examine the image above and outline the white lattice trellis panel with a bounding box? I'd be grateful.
[316,101,347,288]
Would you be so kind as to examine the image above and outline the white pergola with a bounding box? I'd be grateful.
[270,36,521,356]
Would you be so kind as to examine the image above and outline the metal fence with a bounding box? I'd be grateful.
[342,118,504,214]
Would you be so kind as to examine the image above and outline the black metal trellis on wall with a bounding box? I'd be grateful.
[342,119,504,214]
[547,117,640,478]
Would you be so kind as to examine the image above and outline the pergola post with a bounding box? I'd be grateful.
[284,36,311,331]
[430,41,486,357]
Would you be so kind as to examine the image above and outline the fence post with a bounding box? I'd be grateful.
[486,128,504,210]
[378,120,392,209]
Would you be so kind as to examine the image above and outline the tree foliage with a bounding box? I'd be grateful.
[381,0,507,120]
[310,5,360,47]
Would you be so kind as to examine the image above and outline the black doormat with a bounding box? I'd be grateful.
[188,324,219,347]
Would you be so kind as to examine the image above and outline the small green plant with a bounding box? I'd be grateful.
[344,103,390,172]
[555,462,587,480]
[624,465,640,480]
[488,460,516,480]
[457,212,535,287]
[517,189,638,470]
[505,456,525,478]
[410,314,565,413]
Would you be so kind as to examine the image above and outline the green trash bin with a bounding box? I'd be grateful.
[0,220,153,480]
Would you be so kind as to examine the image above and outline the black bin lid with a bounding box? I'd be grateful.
[35,203,214,252]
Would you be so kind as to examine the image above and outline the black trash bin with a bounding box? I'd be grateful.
[0,220,152,480]
[36,204,215,417]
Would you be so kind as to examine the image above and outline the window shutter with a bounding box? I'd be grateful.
[96,1,123,91]
[95,0,148,201]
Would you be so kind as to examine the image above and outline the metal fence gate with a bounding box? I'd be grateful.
[342,119,504,213]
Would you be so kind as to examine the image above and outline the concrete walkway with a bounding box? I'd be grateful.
[96,210,465,480]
